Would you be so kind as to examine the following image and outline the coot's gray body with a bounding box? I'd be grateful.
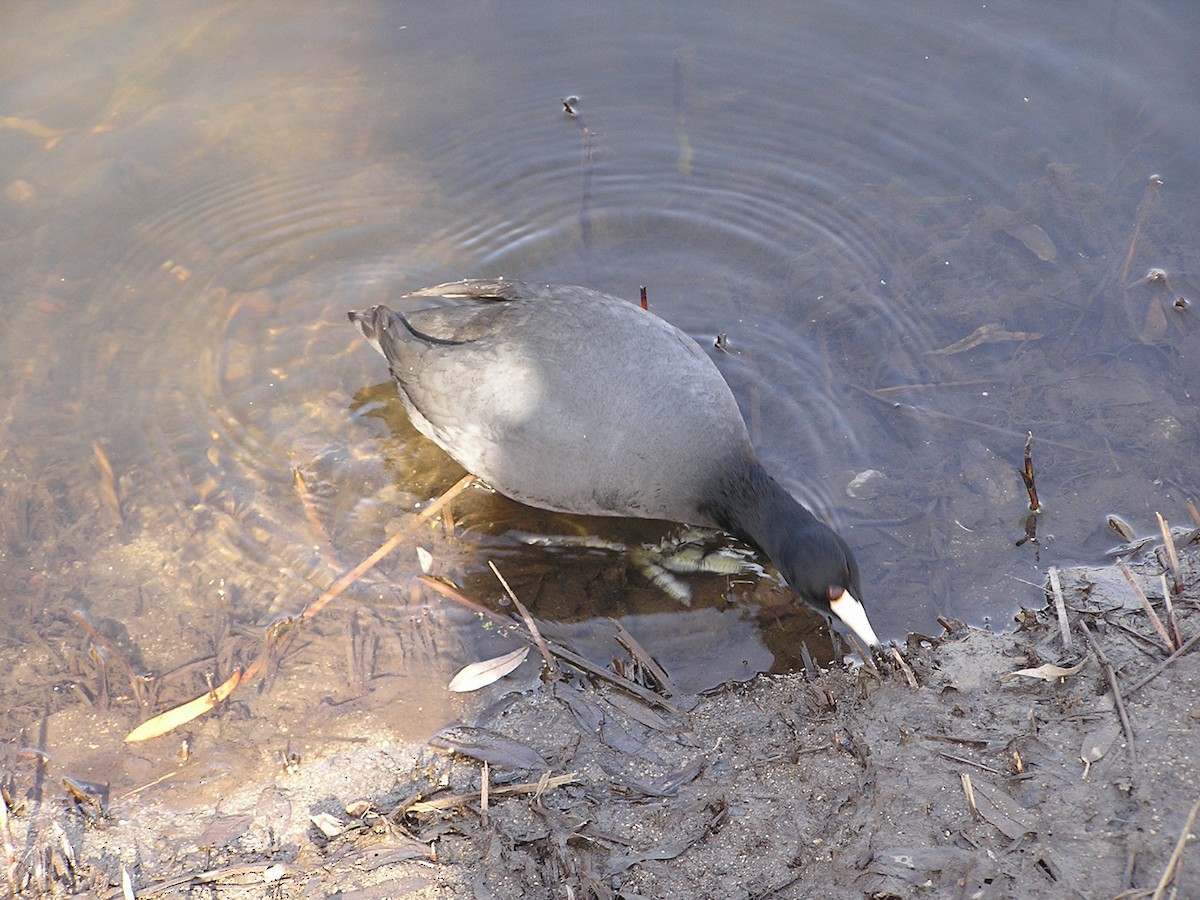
[349,279,879,647]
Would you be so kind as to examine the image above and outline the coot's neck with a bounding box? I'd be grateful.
[702,456,824,563]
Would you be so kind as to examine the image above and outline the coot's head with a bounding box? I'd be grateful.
[347,306,390,357]
[778,527,878,648]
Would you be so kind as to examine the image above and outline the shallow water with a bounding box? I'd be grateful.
[2,0,1198,788]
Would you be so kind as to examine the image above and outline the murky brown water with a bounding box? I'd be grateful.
[2,0,1198,802]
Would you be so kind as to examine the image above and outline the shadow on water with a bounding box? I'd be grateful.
[0,0,1198,838]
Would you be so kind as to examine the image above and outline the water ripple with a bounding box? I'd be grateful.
[77,162,453,614]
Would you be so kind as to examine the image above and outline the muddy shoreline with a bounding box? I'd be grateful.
[4,541,1197,899]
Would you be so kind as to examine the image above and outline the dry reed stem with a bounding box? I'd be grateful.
[1117,559,1175,654]
[1048,566,1072,653]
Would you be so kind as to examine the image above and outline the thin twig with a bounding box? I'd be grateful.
[1121,174,1163,281]
[488,560,558,678]
[960,772,979,820]
[1125,633,1200,697]
[419,574,512,629]
[117,770,179,800]
[293,466,331,546]
[890,645,918,688]
[0,789,18,897]
[563,96,594,250]
[419,576,681,714]
[114,863,295,897]
[1156,512,1183,596]
[1078,620,1137,766]
[1151,796,1200,900]
[1159,574,1183,651]
[293,467,342,571]
[301,474,475,621]
[938,753,1004,776]
[1093,617,1170,656]
[92,441,122,525]
[851,384,1088,453]
[406,772,578,813]
[867,379,994,396]
[480,761,490,827]
[123,476,476,743]
[1020,432,1041,512]
[71,612,147,707]
[1117,559,1175,653]
[1048,566,1072,653]
[842,630,880,675]
[612,619,679,696]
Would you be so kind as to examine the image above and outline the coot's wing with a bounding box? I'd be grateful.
[404,278,526,302]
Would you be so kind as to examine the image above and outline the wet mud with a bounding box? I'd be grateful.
[3,539,1197,899]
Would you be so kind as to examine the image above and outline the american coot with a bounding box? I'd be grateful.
[349,279,880,648]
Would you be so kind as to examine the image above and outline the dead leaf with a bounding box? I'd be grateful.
[1142,296,1168,337]
[1080,721,1121,778]
[926,323,1043,356]
[448,646,530,693]
[124,669,241,742]
[428,725,548,770]
[971,782,1037,839]
[196,815,251,849]
[1004,223,1058,261]
[1000,659,1086,684]
[310,812,347,838]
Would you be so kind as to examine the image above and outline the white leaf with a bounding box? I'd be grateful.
[310,812,346,838]
[1000,659,1086,684]
[448,646,531,693]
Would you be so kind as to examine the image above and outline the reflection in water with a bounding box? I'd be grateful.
[0,0,1198,825]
